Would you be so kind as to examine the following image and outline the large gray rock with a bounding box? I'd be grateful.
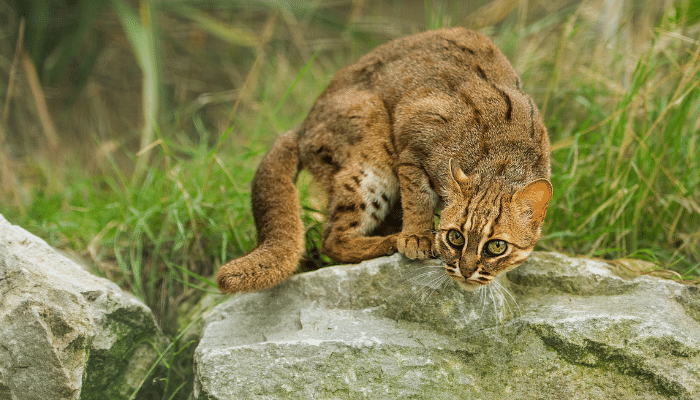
[194,252,700,400]
[0,214,168,400]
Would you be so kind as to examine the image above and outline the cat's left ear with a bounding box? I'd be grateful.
[513,179,553,226]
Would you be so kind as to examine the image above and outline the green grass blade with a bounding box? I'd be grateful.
[111,0,161,186]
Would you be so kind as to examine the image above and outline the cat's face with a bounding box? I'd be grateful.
[435,160,552,290]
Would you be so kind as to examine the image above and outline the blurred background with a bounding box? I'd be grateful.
[1,0,699,397]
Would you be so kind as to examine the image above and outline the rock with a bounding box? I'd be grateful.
[0,214,168,400]
[193,252,700,400]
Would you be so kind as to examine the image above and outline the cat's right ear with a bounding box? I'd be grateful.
[449,159,469,183]
[448,158,473,198]
[448,159,465,195]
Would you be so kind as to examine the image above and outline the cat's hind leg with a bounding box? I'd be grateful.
[321,164,400,263]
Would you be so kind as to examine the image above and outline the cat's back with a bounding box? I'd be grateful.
[323,27,521,105]
[299,27,548,188]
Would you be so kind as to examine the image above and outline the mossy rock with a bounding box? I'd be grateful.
[194,252,700,399]
[0,214,168,399]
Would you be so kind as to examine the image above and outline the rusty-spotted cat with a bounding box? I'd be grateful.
[217,27,552,293]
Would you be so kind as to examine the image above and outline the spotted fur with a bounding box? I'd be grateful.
[217,27,552,293]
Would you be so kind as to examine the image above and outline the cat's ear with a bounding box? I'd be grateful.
[448,158,475,198]
[513,179,553,227]
[449,159,469,186]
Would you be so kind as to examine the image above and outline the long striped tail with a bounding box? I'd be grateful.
[217,127,304,292]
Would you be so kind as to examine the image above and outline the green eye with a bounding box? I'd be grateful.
[484,240,508,257]
[446,230,465,248]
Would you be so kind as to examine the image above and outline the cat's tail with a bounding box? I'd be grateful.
[217,127,305,293]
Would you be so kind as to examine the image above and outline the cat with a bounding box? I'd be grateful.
[217,27,552,293]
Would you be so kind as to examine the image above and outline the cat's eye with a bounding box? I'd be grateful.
[483,239,508,257]
[446,230,465,248]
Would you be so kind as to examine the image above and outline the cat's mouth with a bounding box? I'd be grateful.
[456,279,482,291]
[444,267,486,291]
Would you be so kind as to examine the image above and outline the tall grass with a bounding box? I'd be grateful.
[1,0,699,398]
[526,4,700,277]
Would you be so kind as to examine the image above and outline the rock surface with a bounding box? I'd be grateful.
[0,214,168,400]
[194,252,700,400]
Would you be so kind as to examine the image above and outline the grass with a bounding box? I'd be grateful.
[536,8,700,276]
[1,0,699,398]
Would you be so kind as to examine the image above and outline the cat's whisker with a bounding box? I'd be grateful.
[491,280,521,318]
[407,270,441,283]
[423,274,450,302]
[495,285,515,320]
[402,265,445,276]
[478,286,489,320]
[410,287,434,303]
[400,266,445,286]
[407,281,430,302]
[403,267,450,304]
[489,282,506,318]
[423,272,449,291]
[411,264,445,269]
[488,285,500,327]
[405,269,446,287]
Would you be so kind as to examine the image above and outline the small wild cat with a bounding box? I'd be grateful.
[217,27,552,293]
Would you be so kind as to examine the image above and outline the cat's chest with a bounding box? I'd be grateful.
[357,165,400,209]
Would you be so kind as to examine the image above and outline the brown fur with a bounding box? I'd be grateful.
[217,27,552,293]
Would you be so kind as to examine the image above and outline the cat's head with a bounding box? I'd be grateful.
[435,159,552,290]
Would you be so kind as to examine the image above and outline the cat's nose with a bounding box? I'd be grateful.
[458,256,479,277]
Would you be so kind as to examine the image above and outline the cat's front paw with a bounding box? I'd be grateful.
[397,231,435,259]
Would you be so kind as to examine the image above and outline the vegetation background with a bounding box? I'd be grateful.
[1,0,699,398]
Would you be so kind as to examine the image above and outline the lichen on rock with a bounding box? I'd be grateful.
[0,214,168,400]
[194,252,700,400]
